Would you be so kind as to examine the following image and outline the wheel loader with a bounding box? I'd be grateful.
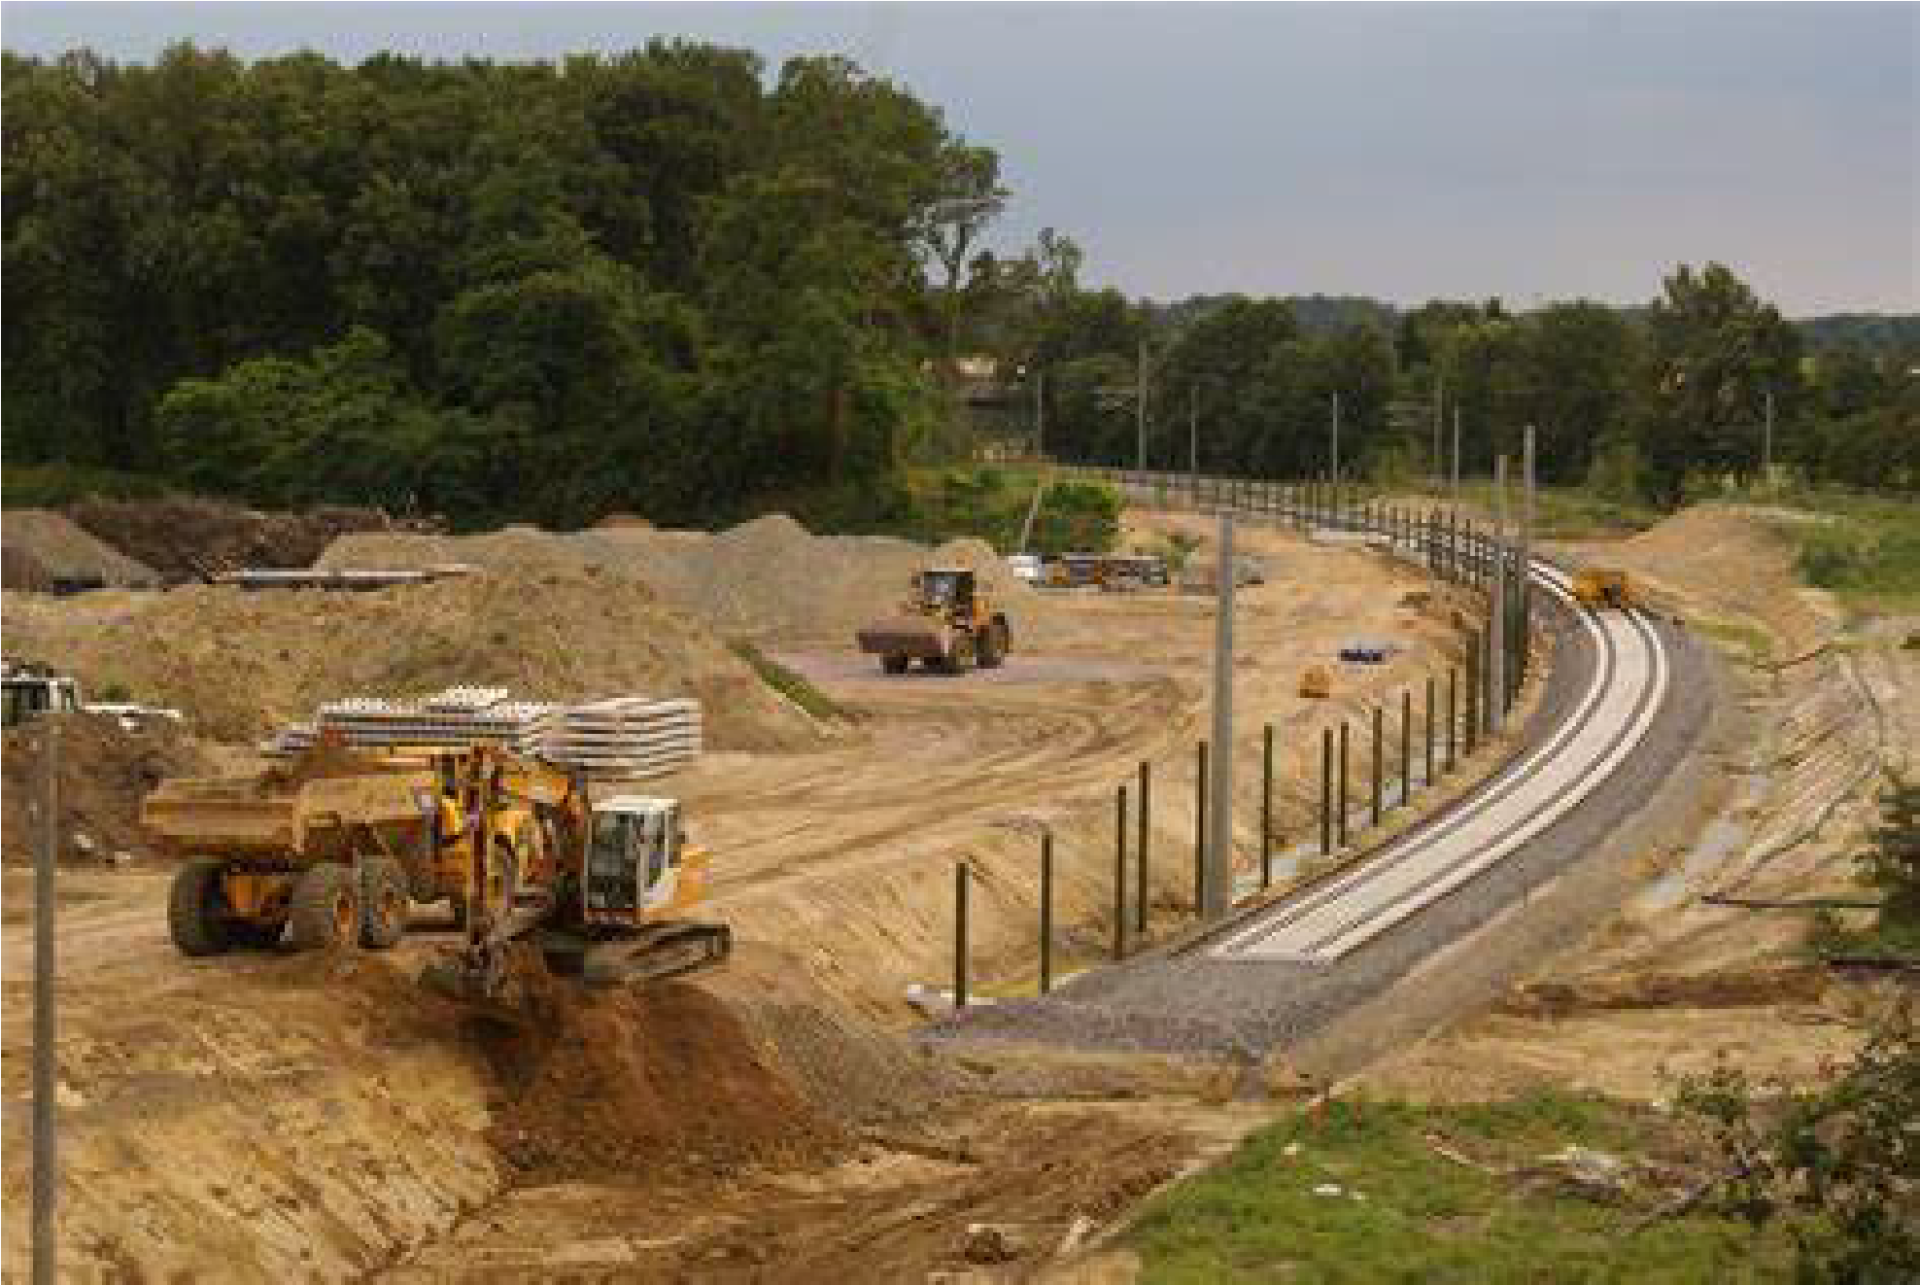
[1571,567,1633,610]
[144,737,729,996]
[856,567,1013,675]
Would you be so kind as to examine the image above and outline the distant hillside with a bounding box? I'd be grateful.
[1146,293,1399,337]
[1792,313,1920,353]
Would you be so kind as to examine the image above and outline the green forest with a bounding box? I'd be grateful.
[4,42,1915,531]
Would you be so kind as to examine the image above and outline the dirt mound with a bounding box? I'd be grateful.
[2,567,829,749]
[470,950,845,1182]
[1,509,160,590]
[1,713,214,863]
[1566,504,1824,653]
[320,513,1056,646]
[1498,964,1828,1018]
[66,495,415,584]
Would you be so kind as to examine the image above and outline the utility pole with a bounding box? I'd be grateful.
[1135,339,1148,473]
[1330,391,1342,490]
[33,714,58,1285]
[1033,369,1045,461]
[1762,388,1774,484]
[1204,511,1236,920]
[1189,383,1199,477]
[1432,375,1443,491]
[1521,425,1535,688]
[1450,405,1461,503]
[1488,455,1508,732]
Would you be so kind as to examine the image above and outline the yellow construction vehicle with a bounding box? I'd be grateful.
[856,567,1013,675]
[144,739,729,995]
[1571,567,1633,610]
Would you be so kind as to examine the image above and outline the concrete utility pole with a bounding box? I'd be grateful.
[1204,512,1236,920]
[1762,388,1774,483]
[1451,405,1462,503]
[1033,370,1045,460]
[1432,376,1444,491]
[1521,425,1535,686]
[33,715,58,1285]
[1135,339,1148,473]
[1189,383,1199,477]
[1330,391,1342,490]
[1488,455,1508,732]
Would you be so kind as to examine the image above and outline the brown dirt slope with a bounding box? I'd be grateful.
[66,495,408,583]
[0,713,215,863]
[1,568,829,749]
[1,509,160,589]
[473,948,847,1183]
[1560,503,1825,653]
[320,512,1058,646]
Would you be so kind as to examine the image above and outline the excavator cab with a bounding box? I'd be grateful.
[583,798,682,922]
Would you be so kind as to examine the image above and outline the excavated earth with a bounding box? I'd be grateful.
[2,507,1466,1280]
[10,500,1890,1281]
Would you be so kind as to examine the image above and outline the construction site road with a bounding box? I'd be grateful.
[939,548,1714,1061]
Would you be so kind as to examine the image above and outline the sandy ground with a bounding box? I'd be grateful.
[8,499,1890,1281]
[3,513,1461,1280]
[1362,505,1917,1104]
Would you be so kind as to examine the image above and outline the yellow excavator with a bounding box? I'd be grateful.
[856,567,1013,675]
[144,738,729,997]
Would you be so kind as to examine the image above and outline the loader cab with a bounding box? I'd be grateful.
[918,568,975,612]
[584,797,683,919]
[2,665,80,730]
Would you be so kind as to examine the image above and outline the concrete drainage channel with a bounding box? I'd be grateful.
[921,468,1711,1087]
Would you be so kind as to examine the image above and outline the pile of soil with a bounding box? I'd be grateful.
[66,495,421,584]
[470,951,845,1181]
[1,567,831,749]
[1565,504,1823,653]
[1,509,161,590]
[319,513,1056,646]
[0,712,214,863]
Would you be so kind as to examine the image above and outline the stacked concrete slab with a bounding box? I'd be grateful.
[264,687,701,780]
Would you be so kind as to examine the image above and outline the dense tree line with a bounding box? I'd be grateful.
[4,42,1017,526]
[5,44,1912,528]
[1001,261,1915,504]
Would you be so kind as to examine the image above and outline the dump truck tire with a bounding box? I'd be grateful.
[359,857,409,949]
[168,858,233,957]
[978,618,1011,669]
[946,633,976,675]
[881,654,909,675]
[287,863,358,952]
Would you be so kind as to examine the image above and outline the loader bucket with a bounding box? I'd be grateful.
[856,618,949,660]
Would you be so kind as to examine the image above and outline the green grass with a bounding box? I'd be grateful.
[1436,480,1660,540]
[728,641,856,723]
[1758,490,1920,609]
[1128,1091,1794,1283]
[2,461,172,507]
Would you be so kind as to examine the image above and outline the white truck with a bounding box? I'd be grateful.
[2,659,183,732]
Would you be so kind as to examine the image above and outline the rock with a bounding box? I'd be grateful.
[962,1223,1028,1264]
[1537,1145,1630,1202]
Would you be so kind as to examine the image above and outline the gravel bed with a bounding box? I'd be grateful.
[924,601,1715,1059]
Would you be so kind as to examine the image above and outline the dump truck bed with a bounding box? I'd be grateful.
[142,759,432,860]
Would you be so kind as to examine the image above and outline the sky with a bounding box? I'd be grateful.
[4,2,1914,315]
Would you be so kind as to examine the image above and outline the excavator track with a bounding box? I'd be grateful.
[548,920,733,989]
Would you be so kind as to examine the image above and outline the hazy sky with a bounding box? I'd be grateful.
[5,2,1914,314]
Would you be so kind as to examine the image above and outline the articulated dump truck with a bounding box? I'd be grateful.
[143,738,730,997]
